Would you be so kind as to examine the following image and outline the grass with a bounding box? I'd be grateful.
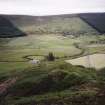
[0,34,81,72]
[0,34,105,72]
[7,90,97,105]
[0,34,105,104]
[0,62,34,74]
[17,17,98,35]
[0,34,82,58]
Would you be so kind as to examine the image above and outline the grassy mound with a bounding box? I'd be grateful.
[0,61,101,105]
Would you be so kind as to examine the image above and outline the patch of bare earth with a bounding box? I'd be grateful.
[0,77,17,95]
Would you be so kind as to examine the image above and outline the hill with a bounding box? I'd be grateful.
[0,61,105,105]
[5,14,98,35]
[1,13,104,37]
[79,13,105,34]
[0,16,26,38]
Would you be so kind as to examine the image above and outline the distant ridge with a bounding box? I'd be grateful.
[0,12,105,38]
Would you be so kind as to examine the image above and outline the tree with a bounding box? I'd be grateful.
[47,52,55,61]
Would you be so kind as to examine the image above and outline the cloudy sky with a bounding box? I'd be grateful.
[0,0,105,16]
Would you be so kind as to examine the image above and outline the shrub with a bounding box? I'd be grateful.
[62,72,87,88]
[48,70,68,83]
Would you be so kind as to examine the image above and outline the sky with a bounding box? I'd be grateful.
[0,0,105,16]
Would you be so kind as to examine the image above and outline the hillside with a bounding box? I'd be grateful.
[79,13,105,34]
[1,13,105,38]
[0,14,100,35]
[0,16,26,38]
[5,14,98,35]
[0,61,105,105]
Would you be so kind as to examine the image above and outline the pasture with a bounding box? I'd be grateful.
[0,34,81,72]
[0,34,105,72]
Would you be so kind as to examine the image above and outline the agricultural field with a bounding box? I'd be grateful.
[66,54,105,69]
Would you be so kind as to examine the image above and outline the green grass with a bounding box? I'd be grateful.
[0,41,105,105]
[0,34,105,72]
[0,34,81,72]
[0,34,82,58]
[18,17,98,35]
[0,62,34,73]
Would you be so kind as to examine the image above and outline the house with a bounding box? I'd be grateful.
[29,59,40,64]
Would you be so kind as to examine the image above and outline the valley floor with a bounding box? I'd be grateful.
[0,34,105,72]
[0,34,105,105]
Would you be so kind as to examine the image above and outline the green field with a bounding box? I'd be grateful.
[0,34,81,72]
[0,34,105,72]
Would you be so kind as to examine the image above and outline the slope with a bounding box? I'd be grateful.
[2,14,98,35]
[0,16,26,38]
